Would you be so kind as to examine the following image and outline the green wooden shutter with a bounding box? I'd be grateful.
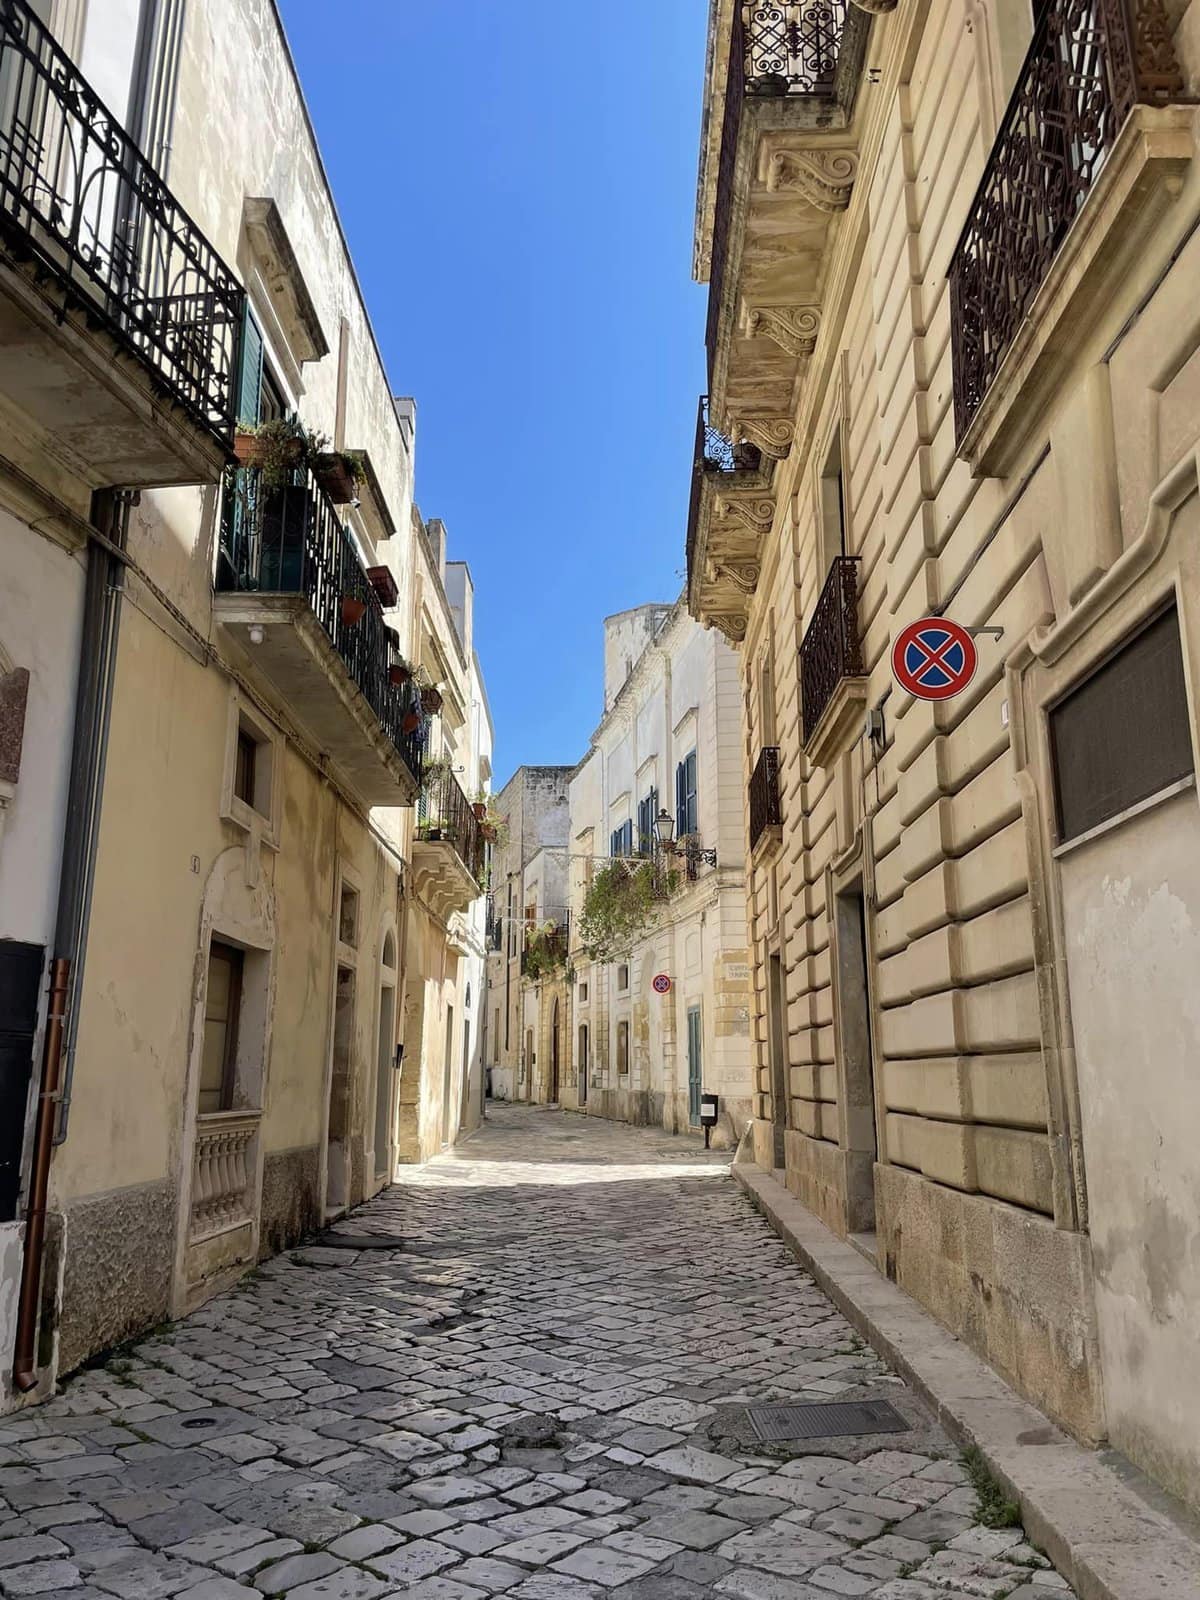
[236,307,264,425]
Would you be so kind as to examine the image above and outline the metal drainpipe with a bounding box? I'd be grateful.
[13,491,130,1392]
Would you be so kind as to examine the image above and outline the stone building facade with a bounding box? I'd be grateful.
[484,766,572,1103]
[565,603,753,1146]
[0,0,490,1401]
[687,0,1200,1512]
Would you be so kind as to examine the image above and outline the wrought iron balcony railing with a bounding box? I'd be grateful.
[749,746,783,851]
[418,769,486,890]
[216,464,424,787]
[0,0,243,445]
[948,0,1183,442]
[801,556,863,744]
[707,0,849,380]
[685,393,764,586]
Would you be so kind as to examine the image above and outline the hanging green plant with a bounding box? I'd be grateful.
[524,920,568,982]
[578,858,677,963]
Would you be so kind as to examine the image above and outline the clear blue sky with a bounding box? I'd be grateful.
[278,1,709,788]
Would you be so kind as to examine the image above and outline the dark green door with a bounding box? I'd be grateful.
[687,1005,702,1126]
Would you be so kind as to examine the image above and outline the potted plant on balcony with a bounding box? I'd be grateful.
[578,857,678,963]
[418,756,454,836]
[234,417,328,490]
[316,449,367,506]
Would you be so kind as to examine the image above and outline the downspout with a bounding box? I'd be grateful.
[13,491,130,1392]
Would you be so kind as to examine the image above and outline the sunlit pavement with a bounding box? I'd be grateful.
[0,1105,1074,1597]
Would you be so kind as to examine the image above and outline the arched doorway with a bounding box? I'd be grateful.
[550,998,560,1103]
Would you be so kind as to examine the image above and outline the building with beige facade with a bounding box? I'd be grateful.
[687,0,1200,1513]
[565,603,753,1145]
[484,765,573,1103]
[0,0,490,1403]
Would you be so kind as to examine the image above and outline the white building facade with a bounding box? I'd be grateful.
[567,603,753,1145]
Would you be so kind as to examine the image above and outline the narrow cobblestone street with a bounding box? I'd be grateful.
[0,1109,1074,1599]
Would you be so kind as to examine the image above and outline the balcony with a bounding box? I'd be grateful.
[949,0,1188,470]
[800,555,866,766]
[213,464,423,805]
[522,918,571,980]
[749,746,783,857]
[0,0,243,506]
[413,769,486,920]
[689,0,873,640]
[685,394,771,643]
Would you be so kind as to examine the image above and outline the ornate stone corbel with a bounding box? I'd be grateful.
[707,612,749,645]
[765,149,858,212]
[714,496,776,535]
[745,304,821,358]
[707,559,761,595]
[726,415,795,460]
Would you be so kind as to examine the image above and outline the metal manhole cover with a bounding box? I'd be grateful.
[745,1399,909,1442]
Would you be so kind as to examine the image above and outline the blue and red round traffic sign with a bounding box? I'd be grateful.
[892,617,978,701]
[652,973,672,995]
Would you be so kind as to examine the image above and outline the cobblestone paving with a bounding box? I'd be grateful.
[0,1106,1076,1599]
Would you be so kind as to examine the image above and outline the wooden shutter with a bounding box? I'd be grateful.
[236,307,264,425]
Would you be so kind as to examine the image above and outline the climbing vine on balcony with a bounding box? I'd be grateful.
[524,921,568,982]
[577,859,678,963]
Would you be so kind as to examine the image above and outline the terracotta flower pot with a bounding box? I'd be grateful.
[315,452,357,505]
[420,685,443,715]
[472,802,487,820]
[366,564,400,608]
[389,663,411,687]
[341,596,367,627]
[401,709,421,734]
[233,432,303,470]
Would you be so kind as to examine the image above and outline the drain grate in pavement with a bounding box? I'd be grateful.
[744,1398,909,1442]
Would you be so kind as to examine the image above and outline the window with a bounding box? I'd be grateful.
[675,751,698,838]
[610,820,633,858]
[819,425,847,568]
[233,728,256,808]
[199,942,243,1114]
[578,981,589,1004]
[637,788,659,856]
[617,963,629,992]
[224,700,276,830]
[617,1020,630,1074]
[1050,605,1193,845]
[236,307,286,426]
[338,884,359,947]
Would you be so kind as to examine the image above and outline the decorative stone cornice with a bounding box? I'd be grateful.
[706,559,760,595]
[764,149,858,212]
[744,304,822,358]
[726,415,795,460]
[849,0,897,12]
[714,495,776,535]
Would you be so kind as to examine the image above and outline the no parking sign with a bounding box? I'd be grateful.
[652,973,672,995]
[892,617,978,701]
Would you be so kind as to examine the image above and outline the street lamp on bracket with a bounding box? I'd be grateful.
[654,808,718,872]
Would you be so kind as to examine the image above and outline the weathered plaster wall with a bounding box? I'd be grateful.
[0,518,85,950]
[1060,786,1200,1508]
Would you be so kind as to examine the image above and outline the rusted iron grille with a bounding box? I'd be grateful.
[749,746,783,849]
[948,0,1183,441]
[685,394,763,589]
[801,556,862,744]
[0,0,243,444]
[216,464,424,789]
[419,770,486,889]
[706,2,848,383]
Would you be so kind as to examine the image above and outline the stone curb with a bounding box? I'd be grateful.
[732,1159,1200,1600]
